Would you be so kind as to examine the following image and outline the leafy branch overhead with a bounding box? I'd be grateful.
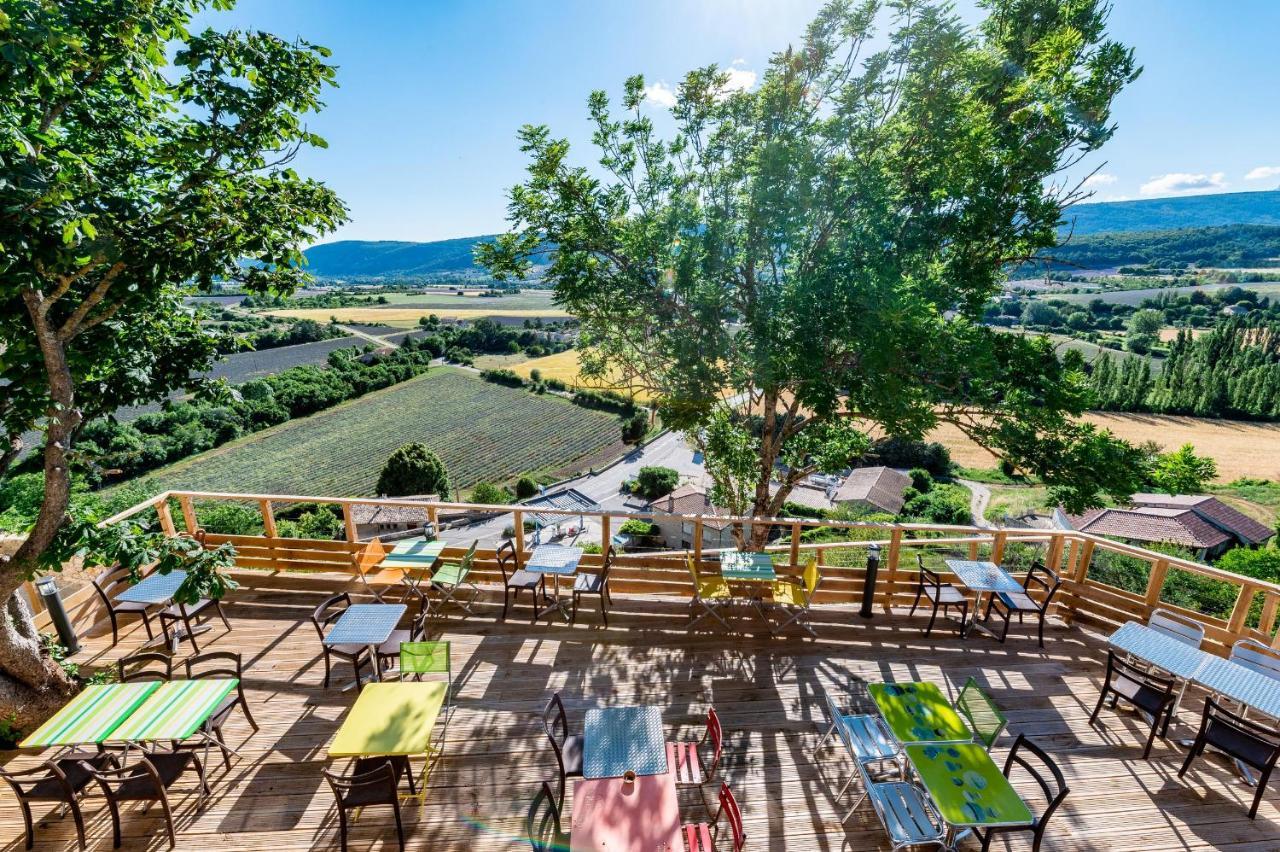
[481,0,1143,529]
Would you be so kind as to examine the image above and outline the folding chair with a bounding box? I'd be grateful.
[352,538,388,603]
[685,554,731,630]
[398,640,452,796]
[769,555,821,637]
[955,676,1007,750]
[816,690,901,823]
[431,541,479,614]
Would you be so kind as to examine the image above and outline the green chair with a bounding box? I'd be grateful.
[399,640,453,794]
[430,541,479,614]
[956,676,1007,750]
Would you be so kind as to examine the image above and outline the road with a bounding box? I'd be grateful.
[958,478,993,528]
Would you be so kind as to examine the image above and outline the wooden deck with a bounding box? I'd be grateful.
[3,570,1278,852]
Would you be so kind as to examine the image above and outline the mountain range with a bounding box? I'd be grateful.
[302,190,1280,278]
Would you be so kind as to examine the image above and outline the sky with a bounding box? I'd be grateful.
[195,1,1280,244]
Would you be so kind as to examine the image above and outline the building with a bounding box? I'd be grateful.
[350,495,435,540]
[833,466,912,515]
[651,483,742,551]
[1056,494,1273,560]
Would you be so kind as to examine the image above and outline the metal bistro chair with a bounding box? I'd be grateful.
[571,545,615,626]
[87,751,209,850]
[178,651,258,770]
[92,566,159,647]
[1089,649,1178,759]
[311,592,374,691]
[973,734,1069,852]
[498,539,547,623]
[769,554,822,637]
[117,651,173,683]
[816,690,901,823]
[1148,607,1206,647]
[156,593,231,654]
[431,540,480,615]
[1178,696,1280,820]
[374,605,430,677]
[323,762,405,852]
[853,756,946,851]
[526,780,568,852]
[686,554,732,630]
[907,554,968,638]
[0,753,117,851]
[1227,639,1280,714]
[982,561,1062,648]
[680,781,746,852]
[399,640,453,785]
[955,677,1008,751]
[542,692,583,810]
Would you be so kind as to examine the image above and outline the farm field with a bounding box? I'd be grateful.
[930,412,1280,483]
[378,290,561,311]
[265,306,571,327]
[1046,280,1280,306]
[512,349,655,401]
[126,368,622,497]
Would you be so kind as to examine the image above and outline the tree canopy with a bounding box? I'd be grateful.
[377,443,451,498]
[481,0,1144,538]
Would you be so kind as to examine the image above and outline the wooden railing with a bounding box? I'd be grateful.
[90,489,1280,658]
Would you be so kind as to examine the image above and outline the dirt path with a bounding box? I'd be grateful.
[958,478,993,528]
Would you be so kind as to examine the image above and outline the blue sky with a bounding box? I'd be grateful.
[197,1,1280,243]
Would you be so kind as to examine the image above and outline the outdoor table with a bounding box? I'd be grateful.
[944,560,1023,638]
[525,544,583,622]
[1108,620,1206,719]
[19,682,160,750]
[115,569,198,652]
[107,679,239,805]
[869,682,973,744]
[571,744,682,851]
[583,706,668,779]
[904,741,1034,846]
[325,603,407,689]
[719,549,777,582]
[328,682,449,798]
[380,537,447,601]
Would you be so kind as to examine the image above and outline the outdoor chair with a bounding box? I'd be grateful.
[374,606,429,675]
[973,734,1069,852]
[87,751,208,850]
[542,692,583,809]
[525,780,568,852]
[1229,638,1280,707]
[955,676,1008,750]
[498,539,546,623]
[982,561,1062,648]
[117,651,173,683]
[571,545,614,625]
[853,757,946,851]
[668,706,724,809]
[431,540,479,615]
[0,752,116,851]
[322,762,405,852]
[1148,607,1206,647]
[399,640,453,773]
[907,555,968,638]
[816,691,900,822]
[679,781,745,852]
[92,565,158,647]
[157,594,231,654]
[1089,649,1178,758]
[1177,696,1280,819]
[311,592,373,690]
[178,651,258,770]
[352,755,417,797]
[768,555,822,637]
[686,554,732,630]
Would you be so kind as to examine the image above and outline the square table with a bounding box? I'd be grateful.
[944,560,1024,638]
[525,544,583,621]
[719,549,777,582]
[583,706,668,779]
[325,603,407,688]
[380,538,447,601]
[869,682,973,744]
[20,682,160,749]
[115,569,199,652]
[329,682,449,798]
[572,744,683,851]
[904,741,1033,844]
[1108,621,1207,681]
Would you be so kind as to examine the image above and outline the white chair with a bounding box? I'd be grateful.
[1230,638,1280,686]
[1148,608,1205,647]
[816,692,901,822]
[854,758,948,851]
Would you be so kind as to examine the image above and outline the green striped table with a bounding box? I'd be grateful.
[107,679,238,742]
[20,682,160,748]
[380,538,446,570]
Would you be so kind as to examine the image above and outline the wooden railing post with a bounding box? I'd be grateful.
[967,540,979,560]
[991,530,1007,565]
[790,522,801,570]
[882,528,903,613]
[1227,583,1260,639]
[342,502,357,544]
[1044,532,1064,573]
[1144,558,1169,613]
[177,495,197,534]
[692,518,704,567]
[1073,539,1094,583]
[427,505,438,531]
[513,510,526,562]
[259,500,278,538]
[600,515,611,557]
[156,499,176,537]
[1259,592,1280,640]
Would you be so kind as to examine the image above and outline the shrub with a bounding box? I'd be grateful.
[479,368,526,387]
[621,410,648,443]
[470,482,511,504]
[581,542,603,554]
[868,437,951,476]
[197,502,264,536]
[514,475,539,500]
[572,388,636,415]
[900,483,971,525]
[619,518,659,537]
[908,467,933,493]
[634,466,680,500]
[377,443,450,498]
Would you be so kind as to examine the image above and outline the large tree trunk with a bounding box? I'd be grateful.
[0,582,75,731]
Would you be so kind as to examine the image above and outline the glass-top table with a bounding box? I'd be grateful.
[869,681,973,744]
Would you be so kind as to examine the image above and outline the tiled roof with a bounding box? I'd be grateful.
[1066,506,1232,550]
[658,484,735,531]
[1130,494,1274,545]
[350,496,435,526]
[521,488,601,527]
[834,466,911,514]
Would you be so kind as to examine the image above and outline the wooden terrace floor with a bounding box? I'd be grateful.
[2,571,1278,851]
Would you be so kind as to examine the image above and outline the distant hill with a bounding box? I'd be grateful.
[302,235,496,277]
[1026,224,1280,272]
[1062,190,1280,236]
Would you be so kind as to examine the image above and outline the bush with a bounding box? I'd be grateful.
[869,437,951,476]
[514,475,539,500]
[619,518,658,537]
[900,483,971,525]
[621,410,648,443]
[634,466,680,500]
[908,467,933,493]
[377,443,450,498]
[572,388,636,415]
[479,368,525,387]
[197,502,264,536]
[470,482,511,504]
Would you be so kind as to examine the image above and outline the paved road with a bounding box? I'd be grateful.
[958,478,993,528]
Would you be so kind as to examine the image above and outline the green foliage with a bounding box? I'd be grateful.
[618,519,659,537]
[514,475,539,500]
[621,410,648,444]
[1147,444,1217,495]
[479,0,1140,522]
[41,634,79,681]
[1018,225,1280,271]
[276,505,343,540]
[0,713,21,750]
[634,466,680,501]
[479,368,526,387]
[470,482,511,504]
[908,468,933,493]
[196,502,265,537]
[1215,547,1280,584]
[377,443,450,498]
[868,439,952,478]
[900,483,972,525]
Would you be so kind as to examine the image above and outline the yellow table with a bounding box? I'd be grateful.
[330,682,448,803]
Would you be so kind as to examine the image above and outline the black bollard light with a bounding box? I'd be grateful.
[36,575,80,655]
[860,543,880,619]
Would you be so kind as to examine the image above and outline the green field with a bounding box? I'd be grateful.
[379,290,559,311]
[129,368,621,496]
[1044,280,1280,306]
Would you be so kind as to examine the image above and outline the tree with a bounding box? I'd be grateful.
[1021,302,1063,328]
[481,0,1144,546]
[0,1,345,718]
[1147,444,1218,495]
[634,466,680,501]
[1125,308,1163,353]
[377,444,451,498]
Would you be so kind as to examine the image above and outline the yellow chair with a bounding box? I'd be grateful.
[770,555,822,637]
[686,555,732,630]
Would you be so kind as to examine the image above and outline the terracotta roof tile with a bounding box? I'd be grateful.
[1131,494,1274,545]
[834,466,911,514]
[1067,506,1232,550]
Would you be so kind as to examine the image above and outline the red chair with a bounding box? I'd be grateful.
[667,707,724,808]
[681,781,745,851]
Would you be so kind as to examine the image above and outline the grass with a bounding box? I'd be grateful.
[983,483,1052,523]
[265,306,571,328]
[127,367,622,497]
[512,349,656,402]
[379,290,561,311]
[471,353,532,370]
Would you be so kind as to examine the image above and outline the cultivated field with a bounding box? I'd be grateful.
[379,290,561,311]
[1047,280,1280,306]
[512,349,656,401]
[129,368,622,496]
[266,306,571,327]
[931,411,1280,482]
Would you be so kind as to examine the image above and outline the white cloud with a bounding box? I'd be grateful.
[721,66,757,93]
[1245,165,1280,181]
[642,82,677,109]
[731,57,747,67]
[1139,171,1227,197]
[1082,173,1117,188]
